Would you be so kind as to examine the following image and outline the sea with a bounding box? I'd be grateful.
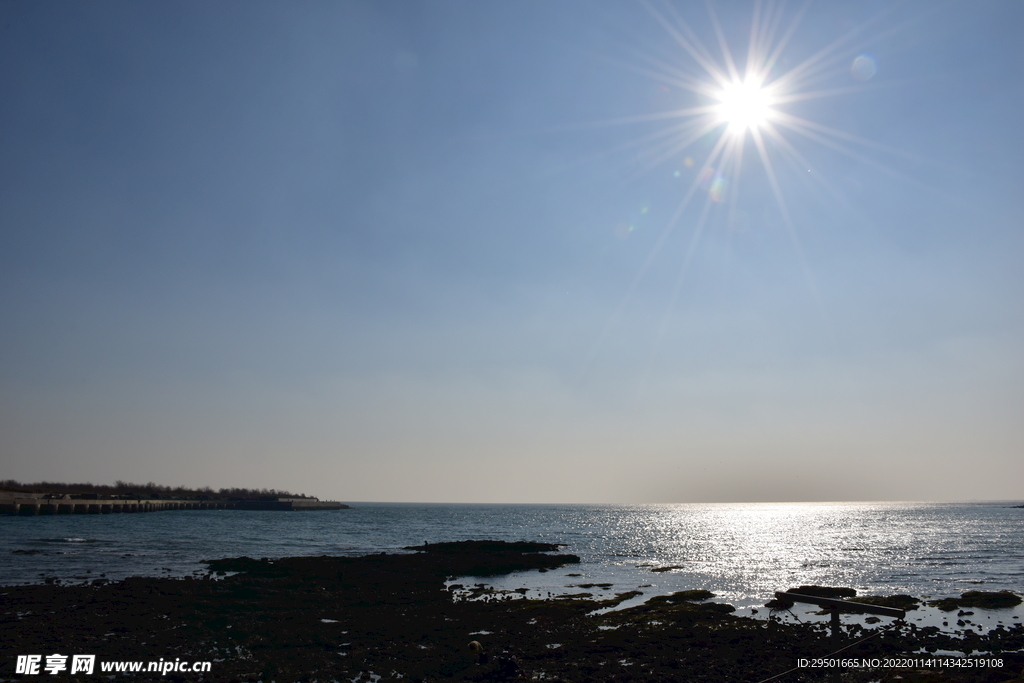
[3,501,1022,634]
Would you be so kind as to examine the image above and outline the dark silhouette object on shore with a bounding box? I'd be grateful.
[468,640,488,664]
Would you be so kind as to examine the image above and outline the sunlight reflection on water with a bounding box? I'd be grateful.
[453,502,1023,631]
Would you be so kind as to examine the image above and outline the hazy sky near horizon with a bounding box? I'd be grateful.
[2,1,1022,503]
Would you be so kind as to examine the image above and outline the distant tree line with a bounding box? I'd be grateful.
[0,480,313,500]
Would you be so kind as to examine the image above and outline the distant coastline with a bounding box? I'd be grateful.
[0,480,349,515]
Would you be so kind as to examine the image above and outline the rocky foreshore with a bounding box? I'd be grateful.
[2,541,1022,682]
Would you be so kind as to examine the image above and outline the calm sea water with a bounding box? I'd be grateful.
[3,502,1022,630]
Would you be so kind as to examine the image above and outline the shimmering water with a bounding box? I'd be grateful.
[2,501,1022,630]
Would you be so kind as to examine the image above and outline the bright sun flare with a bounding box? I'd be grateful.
[715,78,774,133]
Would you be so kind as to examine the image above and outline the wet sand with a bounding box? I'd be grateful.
[2,541,1022,682]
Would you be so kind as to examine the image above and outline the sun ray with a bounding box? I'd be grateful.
[531,117,717,197]
[624,50,721,95]
[644,127,748,371]
[757,121,856,210]
[769,115,946,202]
[538,106,719,134]
[726,126,747,233]
[614,119,732,193]
[588,130,735,362]
[658,0,732,80]
[749,125,821,305]
[744,0,763,80]
[589,45,715,97]
[642,132,748,378]
[763,0,813,80]
[772,111,920,161]
[642,0,730,86]
[705,0,742,85]
[771,83,890,105]
[770,5,901,96]
[642,182,722,381]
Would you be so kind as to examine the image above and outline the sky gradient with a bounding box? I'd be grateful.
[2,0,1022,503]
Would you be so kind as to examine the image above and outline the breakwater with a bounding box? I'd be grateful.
[0,492,346,515]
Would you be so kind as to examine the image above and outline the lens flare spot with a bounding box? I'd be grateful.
[615,222,638,239]
[698,167,715,188]
[698,167,727,203]
[851,55,876,81]
[708,177,727,203]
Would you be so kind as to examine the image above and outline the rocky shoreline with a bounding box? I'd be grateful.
[2,541,1022,682]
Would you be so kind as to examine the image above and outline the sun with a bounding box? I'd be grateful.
[715,78,775,134]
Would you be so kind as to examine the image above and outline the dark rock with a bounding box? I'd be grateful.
[929,590,1022,611]
[787,585,857,598]
[960,590,1022,609]
[765,596,794,609]
[403,540,563,554]
[647,589,716,605]
[852,594,921,611]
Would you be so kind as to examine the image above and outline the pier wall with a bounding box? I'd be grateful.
[0,492,231,515]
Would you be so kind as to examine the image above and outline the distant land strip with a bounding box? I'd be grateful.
[0,480,349,515]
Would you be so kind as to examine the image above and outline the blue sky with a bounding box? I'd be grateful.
[2,0,1021,502]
